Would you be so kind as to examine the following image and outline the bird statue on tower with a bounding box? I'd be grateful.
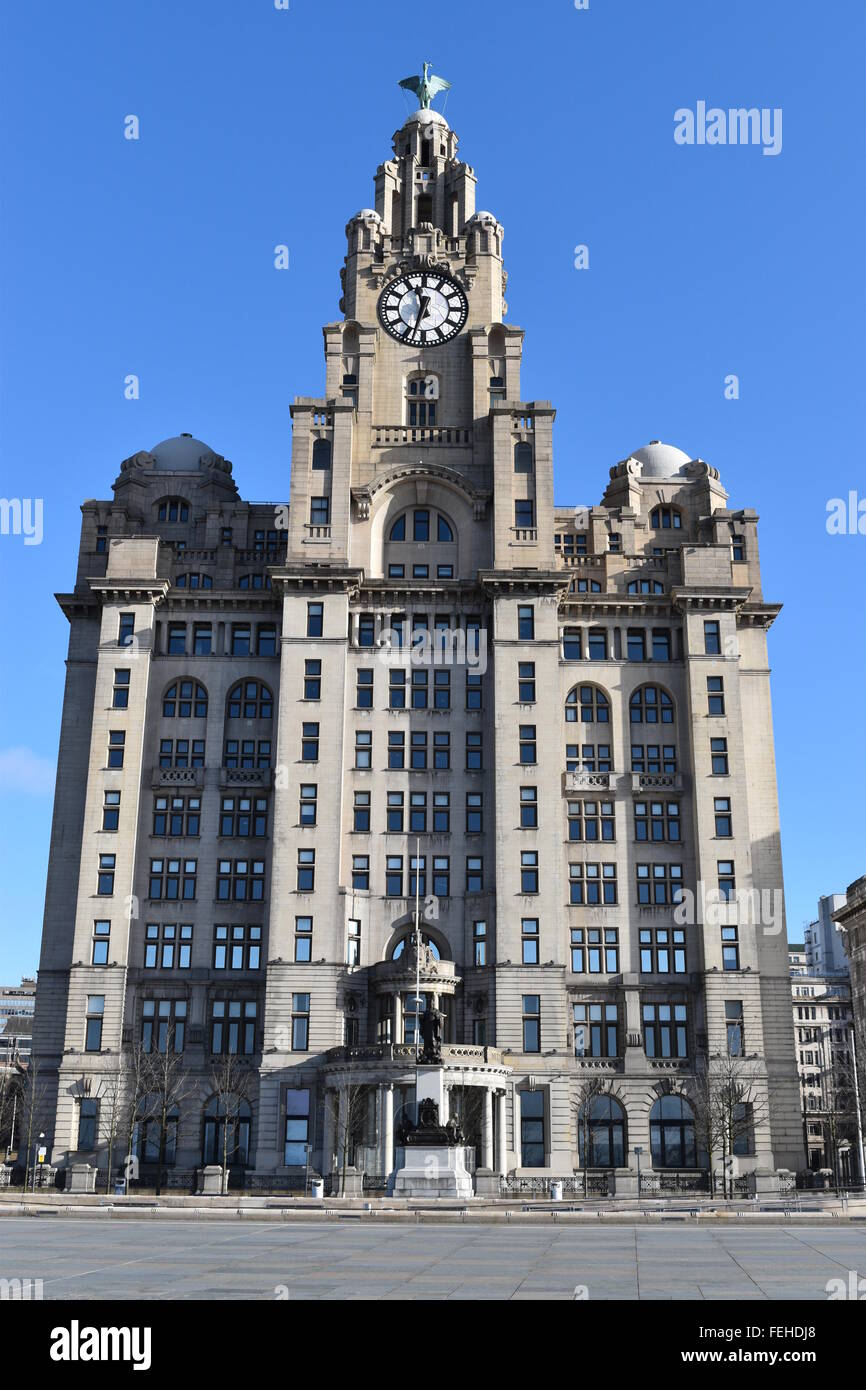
[399,61,451,111]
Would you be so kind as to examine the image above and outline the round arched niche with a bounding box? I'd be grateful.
[369,473,476,579]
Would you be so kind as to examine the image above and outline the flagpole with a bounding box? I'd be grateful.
[414,834,421,1104]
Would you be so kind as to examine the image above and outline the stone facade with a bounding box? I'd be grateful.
[31,96,804,1189]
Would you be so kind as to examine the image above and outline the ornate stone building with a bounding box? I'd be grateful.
[32,84,804,1191]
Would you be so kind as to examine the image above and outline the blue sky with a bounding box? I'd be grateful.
[1,0,863,979]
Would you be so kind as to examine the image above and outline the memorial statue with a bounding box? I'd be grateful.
[398,62,451,111]
[419,1003,443,1064]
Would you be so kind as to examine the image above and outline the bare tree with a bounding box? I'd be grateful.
[122,1043,150,1191]
[17,1057,49,1190]
[693,1054,770,1198]
[207,1053,255,1194]
[327,1070,371,1196]
[571,1077,610,1196]
[138,1042,195,1196]
[0,1066,23,1163]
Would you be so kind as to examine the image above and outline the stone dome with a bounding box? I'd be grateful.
[149,434,218,471]
[629,440,693,479]
[403,108,449,130]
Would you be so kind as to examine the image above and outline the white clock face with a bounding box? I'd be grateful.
[378,272,468,345]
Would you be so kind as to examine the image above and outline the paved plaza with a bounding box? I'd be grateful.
[2,1218,865,1300]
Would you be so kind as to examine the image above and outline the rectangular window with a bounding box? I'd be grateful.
[95,525,108,555]
[304,659,321,700]
[569,926,619,974]
[465,671,482,709]
[732,535,745,562]
[433,731,450,769]
[148,857,196,900]
[257,624,278,657]
[386,855,403,898]
[634,801,679,842]
[217,858,265,901]
[517,605,535,640]
[219,795,268,837]
[78,1097,100,1149]
[703,620,721,655]
[518,725,536,765]
[299,784,318,826]
[346,918,360,967]
[568,800,615,842]
[520,851,539,894]
[519,786,538,828]
[291,993,311,1051]
[466,856,483,893]
[112,669,130,708]
[573,1003,618,1058]
[411,669,428,709]
[296,849,315,892]
[306,602,324,638]
[522,996,541,1053]
[726,1000,744,1055]
[711,737,729,775]
[722,923,740,970]
[166,623,186,655]
[145,922,192,970]
[91,920,111,966]
[355,668,374,708]
[563,627,581,660]
[432,792,450,833]
[118,613,135,647]
[652,629,671,662]
[213,924,262,970]
[631,743,677,775]
[515,500,535,530]
[102,789,121,832]
[107,730,125,769]
[388,731,405,769]
[569,863,617,905]
[518,661,536,702]
[643,1002,688,1058]
[352,854,369,890]
[627,630,645,662]
[466,731,483,770]
[97,854,116,895]
[152,794,201,837]
[386,791,404,833]
[211,999,257,1056]
[85,995,105,1052]
[284,1089,310,1165]
[473,920,487,966]
[355,729,372,769]
[229,624,250,657]
[302,723,320,761]
[352,789,370,833]
[521,918,539,964]
[714,797,732,837]
[310,497,330,526]
[294,915,313,963]
[411,731,428,770]
[588,629,607,660]
[636,862,683,905]
[142,999,188,1055]
[707,675,725,715]
[433,669,451,709]
[409,792,427,833]
[639,926,686,974]
[466,792,483,834]
[433,856,450,898]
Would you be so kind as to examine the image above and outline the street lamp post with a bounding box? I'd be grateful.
[634,1145,643,1203]
[32,1130,45,1192]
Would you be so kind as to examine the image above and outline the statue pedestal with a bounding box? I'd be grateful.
[416,1065,446,1114]
[392,1145,474,1200]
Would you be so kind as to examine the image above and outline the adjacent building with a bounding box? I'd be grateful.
[31,82,804,1190]
[789,943,857,1175]
[0,977,36,1069]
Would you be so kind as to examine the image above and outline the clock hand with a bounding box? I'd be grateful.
[414,294,431,329]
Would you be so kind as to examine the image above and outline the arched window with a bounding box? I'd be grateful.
[388,510,454,543]
[227,680,273,720]
[650,1093,697,1168]
[156,497,189,523]
[577,1093,626,1168]
[202,1094,252,1167]
[627,579,664,595]
[163,680,208,718]
[175,573,213,590]
[514,441,533,473]
[312,438,332,470]
[136,1102,178,1165]
[238,573,271,590]
[565,684,610,724]
[406,375,437,426]
[629,685,674,724]
[650,506,682,531]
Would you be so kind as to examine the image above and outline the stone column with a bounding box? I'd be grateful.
[321,1088,335,1184]
[381,1084,394,1178]
[482,1088,494,1170]
[336,1086,348,1190]
[393,993,403,1045]
[496,1090,507,1175]
[441,1085,450,1123]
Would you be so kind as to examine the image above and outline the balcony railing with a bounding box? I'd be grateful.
[372,424,472,447]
